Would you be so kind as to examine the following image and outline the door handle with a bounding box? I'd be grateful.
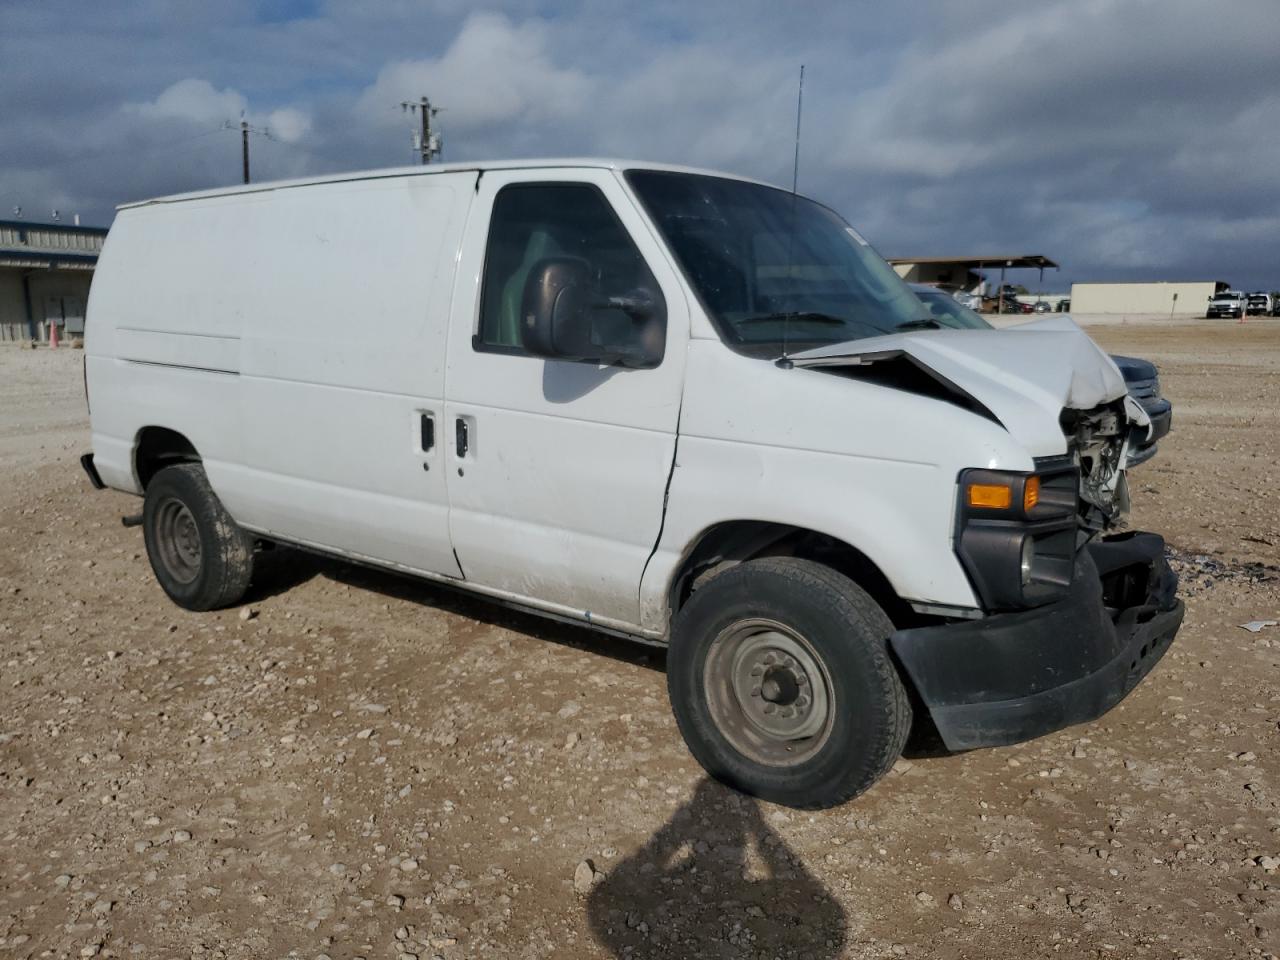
[420,413,435,452]
[455,417,469,458]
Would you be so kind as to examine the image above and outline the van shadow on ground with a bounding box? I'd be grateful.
[248,544,951,757]
[586,778,847,959]
[247,543,663,672]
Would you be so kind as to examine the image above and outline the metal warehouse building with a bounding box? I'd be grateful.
[1068,280,1228,316]
[0,219,108,342]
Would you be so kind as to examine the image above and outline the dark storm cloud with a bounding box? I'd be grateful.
[1,0,1275,288]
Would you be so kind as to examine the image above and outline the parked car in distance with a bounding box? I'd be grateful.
[924,283,983,312]
[1207,291,1247,319]
[1033,300,1052,313]
[910,284,1172,466]
[81,161,1184,809]
[1246,292,1273,316]
[980,284,1023,313]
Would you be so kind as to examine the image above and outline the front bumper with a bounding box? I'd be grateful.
[891,532,1182,751]
[1127,397,1172,467]
[1144,398,1172,443]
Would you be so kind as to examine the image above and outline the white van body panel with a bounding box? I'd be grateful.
[635,339,1033,629]
[87,172,477,578]
[442,168,688,626]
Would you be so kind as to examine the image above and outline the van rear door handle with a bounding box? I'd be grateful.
[419,413,435,452]
[455,417,469,458]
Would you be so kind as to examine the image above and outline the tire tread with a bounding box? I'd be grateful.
[668,557,911,808]
[143,463,252,611]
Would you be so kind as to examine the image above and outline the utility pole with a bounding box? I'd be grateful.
[400,96,443,164]
[225,115,272,184]
[241,119,250,184]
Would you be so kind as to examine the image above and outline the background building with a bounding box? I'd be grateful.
[1068,280,1228,316]
[0,219,108,342]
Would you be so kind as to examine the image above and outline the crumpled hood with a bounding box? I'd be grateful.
[791,315,1140,458]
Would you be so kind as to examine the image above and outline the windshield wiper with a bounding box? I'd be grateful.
[738,311,847,326]
[895,318,943,331]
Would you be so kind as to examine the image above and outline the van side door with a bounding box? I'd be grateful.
[444,169,687,630]
[232,175,467,579]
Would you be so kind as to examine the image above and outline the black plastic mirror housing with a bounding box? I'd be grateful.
[520,257,666,367]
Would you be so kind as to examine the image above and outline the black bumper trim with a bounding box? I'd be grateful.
[1145,400,1172,444]
[891,532,1182,751]
[80,453,105,490]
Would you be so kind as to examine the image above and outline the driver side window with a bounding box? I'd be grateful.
[476,183,664,361]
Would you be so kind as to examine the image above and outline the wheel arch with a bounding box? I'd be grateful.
[134,425,201,490]
[666,520,913,630]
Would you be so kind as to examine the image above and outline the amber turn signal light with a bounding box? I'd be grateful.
[1023,476,1040,512]
[967,482,1012,509]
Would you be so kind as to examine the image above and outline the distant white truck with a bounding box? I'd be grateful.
[80,159,1183,807]
[1207,290,1248,319]
[1246,292,1274,316]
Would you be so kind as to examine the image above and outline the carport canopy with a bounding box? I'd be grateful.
[886,254,1059,271]
[886,255,1059,303]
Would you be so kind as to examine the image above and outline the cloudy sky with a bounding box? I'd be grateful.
[2,0,1277,289]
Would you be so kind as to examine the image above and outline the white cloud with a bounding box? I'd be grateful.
[126,78,313,143]
[129,78,247,126]
[596,46,799,174]
[267,107,311,143]
[357,12,590,132]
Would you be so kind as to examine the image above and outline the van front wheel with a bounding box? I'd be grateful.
[143,463,254,611]
[667,558,911,809]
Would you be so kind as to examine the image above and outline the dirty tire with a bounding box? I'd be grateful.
[142,463,253,612]
[667,557,911,809]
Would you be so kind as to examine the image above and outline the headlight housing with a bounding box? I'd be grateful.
[955,459,1078,611]
[1020,537,1036,585]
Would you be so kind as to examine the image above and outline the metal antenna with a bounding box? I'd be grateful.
[779,65,805,367]
[792,65,805,194]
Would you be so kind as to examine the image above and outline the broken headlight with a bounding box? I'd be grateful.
[955,460,1078,611]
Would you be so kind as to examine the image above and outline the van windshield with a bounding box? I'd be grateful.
[626,170,934,357]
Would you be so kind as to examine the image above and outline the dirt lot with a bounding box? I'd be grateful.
[2,324,1278,960]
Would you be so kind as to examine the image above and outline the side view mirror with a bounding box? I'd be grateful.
[520,257,665,368]
[519,256,595,360]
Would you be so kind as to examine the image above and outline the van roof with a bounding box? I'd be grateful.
[117,158,777,211]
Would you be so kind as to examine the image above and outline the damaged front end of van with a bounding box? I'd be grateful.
[792,318,1184,751]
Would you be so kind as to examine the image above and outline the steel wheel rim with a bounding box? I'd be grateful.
[703,618,834,767]
[155,497,201,585]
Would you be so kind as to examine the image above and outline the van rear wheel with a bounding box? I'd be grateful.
[667,558,911,809]
[143,463,253,611]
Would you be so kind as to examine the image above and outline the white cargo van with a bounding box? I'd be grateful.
[82,160,1183,807]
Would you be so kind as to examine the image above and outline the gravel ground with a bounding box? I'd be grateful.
[1,324,1278,960]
